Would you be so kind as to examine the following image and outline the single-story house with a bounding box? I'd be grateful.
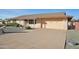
[9,12,72,30]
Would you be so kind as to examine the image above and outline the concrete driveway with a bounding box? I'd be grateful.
[0,29,66,49]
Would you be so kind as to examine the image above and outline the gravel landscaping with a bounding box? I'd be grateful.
[66,30,79,49]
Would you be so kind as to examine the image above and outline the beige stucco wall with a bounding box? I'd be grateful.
[25,23,41,28]
[45,19,67,30]
[34,23,41,28]
[28,19,68,30]
[15,19,68,30]
[27,19,41,28]
[15,20,41,28]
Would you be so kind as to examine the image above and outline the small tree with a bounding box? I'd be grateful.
[2,21,6,25]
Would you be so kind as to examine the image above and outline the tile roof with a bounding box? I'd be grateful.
[11,12,73,20]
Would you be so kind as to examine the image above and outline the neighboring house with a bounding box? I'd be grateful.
[72,20,79,31]
[10,12,72,30]
[68,20,75,30]
[5,19,16,24]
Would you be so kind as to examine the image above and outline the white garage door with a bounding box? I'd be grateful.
[46,20,67,30]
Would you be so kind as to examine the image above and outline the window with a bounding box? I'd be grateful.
[29,19,36,24]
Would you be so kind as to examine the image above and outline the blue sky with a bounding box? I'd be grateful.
[0,9,79,20]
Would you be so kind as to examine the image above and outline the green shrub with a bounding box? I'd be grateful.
[26,26,32,29]
[6,23,23,27]
[17,24,23,27]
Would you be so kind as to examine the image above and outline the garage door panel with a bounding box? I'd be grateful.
[46,20,67,30]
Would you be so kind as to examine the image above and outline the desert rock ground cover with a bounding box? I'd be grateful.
[66,30,79,49]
